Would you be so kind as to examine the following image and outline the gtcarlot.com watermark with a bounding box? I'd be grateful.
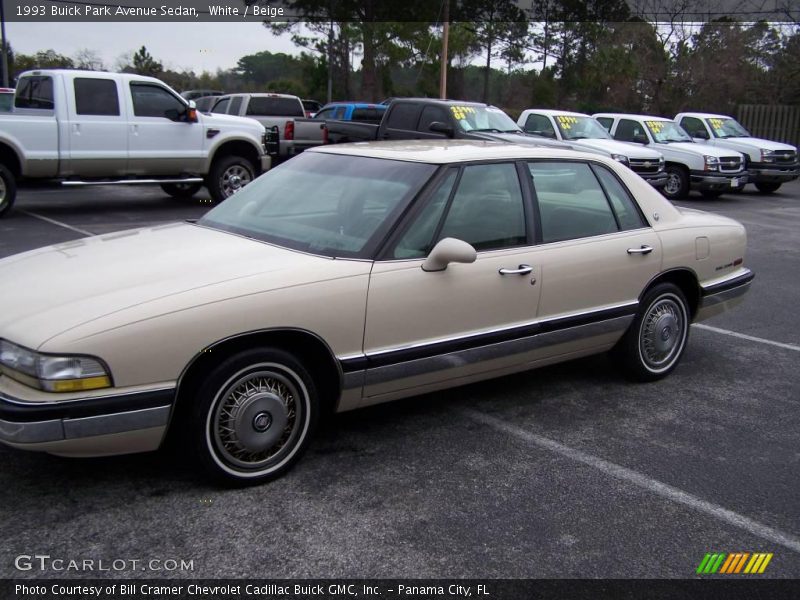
[14,554,195,572]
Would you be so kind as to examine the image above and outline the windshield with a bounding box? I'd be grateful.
[553,115,612,140]
[644,120,692,143]
[452,105,520,133]
[706,117,750,138]
[198,152,435,259]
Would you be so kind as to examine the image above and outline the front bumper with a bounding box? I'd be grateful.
[747,162,799,183]
[0,384,174,457]
[638,171,668,188]
[689,170,749,192]
[696,268,754,322]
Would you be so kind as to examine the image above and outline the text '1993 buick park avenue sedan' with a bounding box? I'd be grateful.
[0,141,753,484]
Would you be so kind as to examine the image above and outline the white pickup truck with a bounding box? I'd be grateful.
[593,113,748,200]
[0,70,270,217]
[517,109,667,188]
[675,112,799,194]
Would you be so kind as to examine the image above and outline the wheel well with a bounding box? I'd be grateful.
[642,269,701,318]
[168,329,341,439]
[210,141,262,174]
[664,161,688,174]
[0,142,21,177]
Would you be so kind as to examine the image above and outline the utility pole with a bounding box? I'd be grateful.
[439,0,449,99]
[0,0,9,87]
[327,19,333,104]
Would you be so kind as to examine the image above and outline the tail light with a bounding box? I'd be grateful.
[284,121,294,140]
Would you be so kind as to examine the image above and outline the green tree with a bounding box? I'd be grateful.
[13,49,74,75]
[132,45,163,77]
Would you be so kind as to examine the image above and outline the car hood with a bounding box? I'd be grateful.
[656,142,743,159]
[713,137,796,152]
[0,223,331,350]
[572,138,663,159]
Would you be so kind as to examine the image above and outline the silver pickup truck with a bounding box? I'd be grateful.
[0,69,270,217]
[211,92,327,161]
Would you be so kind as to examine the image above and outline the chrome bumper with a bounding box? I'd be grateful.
[0,387,174,449]
[748,165,799,183]
[689,171,748,191]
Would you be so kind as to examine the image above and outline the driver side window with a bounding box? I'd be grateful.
[130,83,185,118]
[524,114,556,138]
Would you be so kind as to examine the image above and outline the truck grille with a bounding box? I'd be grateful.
[628,158,662,174]
[773,150,797,164]
[719,156,743,173]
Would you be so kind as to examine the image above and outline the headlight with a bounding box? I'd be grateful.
[611,153,630,166]
[704,155,719,171]
[760,149,775,163]
[0,340,111,392]
[658,156,665,171]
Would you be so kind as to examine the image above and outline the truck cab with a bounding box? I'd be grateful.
[517,109,667,188]
[674,112,799,194]
[593,113,748,200]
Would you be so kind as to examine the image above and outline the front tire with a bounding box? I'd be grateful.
[191,348,319,485]
[614,283,690,382]
[0,164,17,218]
[160,182,203,199]
[206,155,255,203]
[662,165,690,200]
[755,182,781,194]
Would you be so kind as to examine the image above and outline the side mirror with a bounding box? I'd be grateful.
[429,121,454,137]
[422,238,477,272]
[693,130,709,140]
[165,108,180,121]
[632,134,648,144]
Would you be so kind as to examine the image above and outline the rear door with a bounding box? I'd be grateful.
[66,76,128,177]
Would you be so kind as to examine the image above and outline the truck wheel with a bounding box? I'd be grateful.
[755,182,781,194]
[190,348,319,485]
[0,164,17,218]
[207,155,255,203]
[662,166,689,200]
[160,182,203,199]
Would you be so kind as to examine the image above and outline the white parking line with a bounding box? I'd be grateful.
[462,408,800,554]
[19,210,94,237]
[693,323,800,352]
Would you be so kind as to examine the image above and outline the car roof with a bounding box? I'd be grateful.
[310,139,595,164]
[322,102,386,108]
[594,113,671,122]
[677,112,732,120]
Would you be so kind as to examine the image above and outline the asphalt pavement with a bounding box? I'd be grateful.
[0,180,798,580]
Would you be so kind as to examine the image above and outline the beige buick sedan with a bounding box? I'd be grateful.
[0,141,753,484]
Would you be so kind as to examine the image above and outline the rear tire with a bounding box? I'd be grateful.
[0,164,17,218]
[190,348,319,485]
[160,182,203,199]
[206,155,255,203]
[662,165,689,200]
[755,182,781,194]
[613,283,690,382]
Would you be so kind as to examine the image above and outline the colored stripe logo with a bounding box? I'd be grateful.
[697,552,773,574]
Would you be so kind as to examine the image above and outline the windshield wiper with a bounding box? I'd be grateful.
[471,128,504,133]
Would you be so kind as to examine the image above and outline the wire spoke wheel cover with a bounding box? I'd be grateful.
[205,362,311,478]
[638,293,687,373]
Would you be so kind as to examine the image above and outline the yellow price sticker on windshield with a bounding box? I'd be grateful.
[450,105,476,121]
[709,118,725,131]
[556,115,579,130]
[645,120,665,133]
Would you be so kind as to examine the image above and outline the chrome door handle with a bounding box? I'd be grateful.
[499,264,533,276]
[627,245,653,255]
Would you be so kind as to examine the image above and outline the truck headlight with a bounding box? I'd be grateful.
[610,153,629,166]
[704,155,719,171]
[760,149,775,163]
[658,156,665,172]
[0,340,112,392]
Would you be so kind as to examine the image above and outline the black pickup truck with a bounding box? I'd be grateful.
[327,98,573,150]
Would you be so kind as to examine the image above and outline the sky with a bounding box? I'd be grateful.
[5,22,304,73]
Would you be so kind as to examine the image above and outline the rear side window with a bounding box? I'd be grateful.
[592,165,646,230]
[246,97,304,117]
[228,96,243,115]
[385,103,421,130]
[15,76,54,110]
[529,161,619,243]
[74,78,120,116]
[130,83,184,118]
[351,107,384,123]
[211,97,230,114]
